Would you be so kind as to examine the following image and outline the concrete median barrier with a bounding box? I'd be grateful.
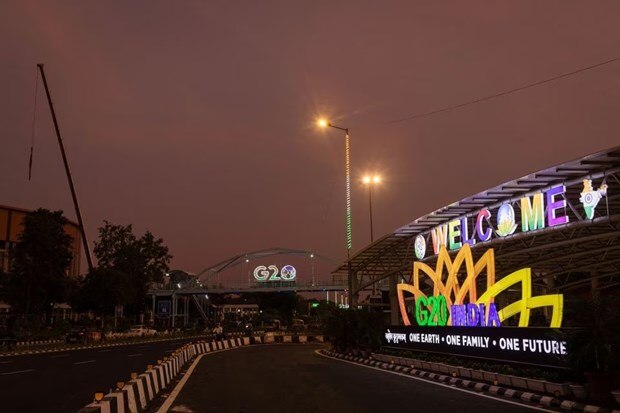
[77,333,327,412]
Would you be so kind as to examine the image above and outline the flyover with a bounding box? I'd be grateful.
[333,146,620,322]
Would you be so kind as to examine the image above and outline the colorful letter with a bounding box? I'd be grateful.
[431,224,448,255]
[415,296,429,326]
[448,220,462,250]
[521,193,545,232]
[546,185,569,227]
[487,303,501,327]
[476,209,492,242]
[461,217,476,246]
[451,305,466,326]
[466,303,479,326]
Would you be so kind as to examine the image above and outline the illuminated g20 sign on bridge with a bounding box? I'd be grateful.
[253,265,297,282]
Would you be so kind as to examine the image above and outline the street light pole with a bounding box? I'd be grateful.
[368,182,374,243]
[362,175,381,243]
[317,119,354,306]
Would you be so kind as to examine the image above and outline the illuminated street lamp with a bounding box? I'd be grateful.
[317,119,352,255]
[362,175,381,243]
[317,118,354,306]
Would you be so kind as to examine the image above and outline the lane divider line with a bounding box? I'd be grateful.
[315,351,556,413]
[74,359,96,365]
[0,369,35,375]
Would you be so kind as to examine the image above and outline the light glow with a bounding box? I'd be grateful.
[317,118,329,128]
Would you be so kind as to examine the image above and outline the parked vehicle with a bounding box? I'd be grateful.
[127,325,157,337]
[264,319,281,331]
[66,328,87,344]
[291,318,307,331]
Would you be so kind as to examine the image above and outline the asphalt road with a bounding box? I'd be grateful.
[0,337,199,413]
[168,344,543,413]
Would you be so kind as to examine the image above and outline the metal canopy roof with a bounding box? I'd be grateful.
[333,146,620,295]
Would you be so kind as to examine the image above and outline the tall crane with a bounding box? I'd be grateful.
[37,64,94,273]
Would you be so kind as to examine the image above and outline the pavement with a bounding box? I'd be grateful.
[0,337,198,413]
[164,343,547,413]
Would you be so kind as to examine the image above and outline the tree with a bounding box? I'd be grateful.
[93,221,172,312]
[73,267,136,315]
[7,209,73,315]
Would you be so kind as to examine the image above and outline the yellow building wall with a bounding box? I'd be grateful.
[0,205,81,276]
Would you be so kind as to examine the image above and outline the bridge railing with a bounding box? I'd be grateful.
[149,279,347,292]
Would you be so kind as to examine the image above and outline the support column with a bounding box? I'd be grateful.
[389,273,399,325]
[184,297,189,326]
[171,294,177,328]
[349,269,359,308]
[591,271,599,299]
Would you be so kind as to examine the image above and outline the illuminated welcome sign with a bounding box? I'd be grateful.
[253,265,296,282]
[398,245,563,328]
[414,179,608,260]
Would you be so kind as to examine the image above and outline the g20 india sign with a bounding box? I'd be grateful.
[253,265,296,282]
[389,244,567,366]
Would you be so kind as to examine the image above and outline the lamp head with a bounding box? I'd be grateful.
[362,176,371,184]
[317,118,330,128]
[373,176,381,184]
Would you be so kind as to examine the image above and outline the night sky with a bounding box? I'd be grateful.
[2,1,619,281]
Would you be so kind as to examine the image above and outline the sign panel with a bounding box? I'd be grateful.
[414,179,609,260]
[253,265,297,282]
[157,300,171,317]
[383,325,567,367]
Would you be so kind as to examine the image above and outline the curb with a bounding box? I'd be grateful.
[319,350,620,413]
[0,334,208,357]
[78,337,252,413]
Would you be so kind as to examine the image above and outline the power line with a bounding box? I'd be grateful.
[385,56,620,125]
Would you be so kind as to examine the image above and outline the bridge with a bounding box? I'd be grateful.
[147,248,347,326]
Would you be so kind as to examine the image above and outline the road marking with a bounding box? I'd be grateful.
[316,351,556,413]
[51,354,70,358]
[128,353,142,357]
[1,369,35,376]
[0,361,14,364]
[98,349,112,353]
[74,360,96,365]
[156,346,244,413]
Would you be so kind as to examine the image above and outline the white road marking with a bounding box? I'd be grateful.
[0,361,14,364]
[128,353,143,357]
[1,369,35,376]
[156,346,244,413]
[74,360,96,365]
[316,351,556,413]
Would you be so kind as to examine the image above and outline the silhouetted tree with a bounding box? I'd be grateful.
[6,209,73,315]
[93,221,172,312]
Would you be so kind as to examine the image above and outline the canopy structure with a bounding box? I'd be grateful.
[334,146,620,299]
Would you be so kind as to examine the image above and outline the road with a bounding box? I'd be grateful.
[167,344,543,413]
[0,337,199,413]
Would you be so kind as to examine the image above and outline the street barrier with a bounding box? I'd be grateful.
[77,333,327,412]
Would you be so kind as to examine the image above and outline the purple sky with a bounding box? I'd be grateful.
[2,1,619,281]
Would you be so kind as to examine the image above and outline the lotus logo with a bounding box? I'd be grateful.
[579,179,608,219]
[397,245,564,328]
